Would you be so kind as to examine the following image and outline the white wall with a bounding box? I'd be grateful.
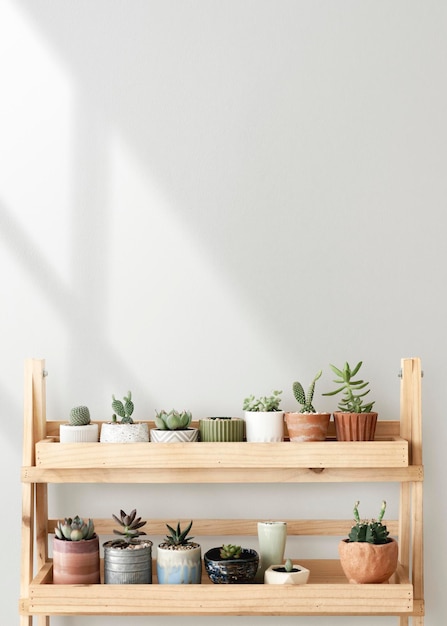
[2,1,445,624]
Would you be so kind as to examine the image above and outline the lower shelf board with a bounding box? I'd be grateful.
[20,559,418,617]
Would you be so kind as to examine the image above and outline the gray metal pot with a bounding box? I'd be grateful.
[103,539,153,584]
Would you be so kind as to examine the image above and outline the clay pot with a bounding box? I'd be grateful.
[53,536,100,584]
[338,538,398,583]
[284,412,331,442]
[333,412,378,441]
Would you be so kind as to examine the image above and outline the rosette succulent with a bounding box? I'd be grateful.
[55,516,96,541]
[154,410,192,430]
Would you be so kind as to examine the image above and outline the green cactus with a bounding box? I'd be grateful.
[163,520,195,546]
[111,508,147,543]
[219,544,242,559]
[348,501,390,544]
[111,391,134,424]
[54,516,96,541]
[323,361,375,413]
[69,406,91,426]
[292,370,322,413]
[154,409,192,430]
[243,390,282,412]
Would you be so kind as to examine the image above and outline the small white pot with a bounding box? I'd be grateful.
[264,563,310,584]
[244,411,284,442]
[99,422,149,443]
[157,543,202,584]
[59,423,99,443]
[150,428,199,443]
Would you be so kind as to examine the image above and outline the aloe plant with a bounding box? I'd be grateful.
[348,501,390,544]
[163,520,195,547]
[323,361,375,413]
[292,370,322,413]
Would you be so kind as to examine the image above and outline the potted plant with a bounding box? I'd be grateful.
[204,544,259,584]
[156,520,201,584]
[150,409,198,442]
[284,370,331,442]
[103,508,153,584]
[199,417,245,442]
[323,361,378,441]
[243,390,284,442]
[100,391,149,442]
[53,515,100,584]
[338,500,398,584]
[264,558,310,584]
[60,405,99,443]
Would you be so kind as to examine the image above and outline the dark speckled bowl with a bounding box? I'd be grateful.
[204,548,259,584]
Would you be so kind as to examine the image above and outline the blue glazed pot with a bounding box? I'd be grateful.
[156,543,202,584]
[204,548,259,584]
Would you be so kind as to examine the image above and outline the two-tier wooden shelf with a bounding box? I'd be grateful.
[20,357,424,624]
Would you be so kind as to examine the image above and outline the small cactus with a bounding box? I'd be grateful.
[154,409,192,431]
[293,370,322,413]
[220,544,242,559]
[348,501,390,544]
[111,391,134,424]
[69,406,91,426]
[55,516,96,541]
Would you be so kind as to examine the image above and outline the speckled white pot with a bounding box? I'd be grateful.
[60,424,99,443]
[99,422,149,443]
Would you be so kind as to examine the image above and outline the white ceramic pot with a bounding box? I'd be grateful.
[60,423,99,443]
[99,422,149,443]
[150,428,199,443]
[264,563,310,584]
[244,411,284,442]
[156,543,202,584]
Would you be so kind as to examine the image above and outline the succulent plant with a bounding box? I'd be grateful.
[163,520,195,547]
[55,516,96,541]
[243,390,282,412]
[292,370,322,413]
[323,361,375,413]
[219,544,242,559]
[154,410,192,430]
[284,558,294,572]
[111,391,134,424]
[69,405,91,426]
[111,508,147,543]
[348,501,390,544]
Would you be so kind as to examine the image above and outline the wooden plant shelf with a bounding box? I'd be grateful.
[20,357,425,624]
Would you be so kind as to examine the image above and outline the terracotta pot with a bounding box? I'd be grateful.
[338,538,398,583]
[284,412,331,442]
[53,536,100,584]
[333,412,378,441]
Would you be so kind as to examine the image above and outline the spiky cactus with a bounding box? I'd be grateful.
[348,501,390,544]
[112,509,147,542]
[163,520,195,546]
[292,370,322,413]
[69,406,91,426]
[220,544,242,559]
[323,361,375,413]
[154,410,192,430]
[55,516,96,541]
[111,391,134,424]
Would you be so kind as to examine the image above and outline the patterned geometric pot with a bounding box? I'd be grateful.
[150,428,199,443]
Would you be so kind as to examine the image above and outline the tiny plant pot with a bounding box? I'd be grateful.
[150,428,199,443]
[53,536,100,584]
[264,563,310,585]
[99,422,149,443]
[156,543,202,584]
[244,411,285,442]
[284,412,331,442]
[59,423,99,443]
[333,412,378,441]
[103,539,153,584]
[338,538,398,584]
[199,417,245,442]
[204,548,259,584]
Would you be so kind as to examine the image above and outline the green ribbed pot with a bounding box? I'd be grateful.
[199,417,245,442]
